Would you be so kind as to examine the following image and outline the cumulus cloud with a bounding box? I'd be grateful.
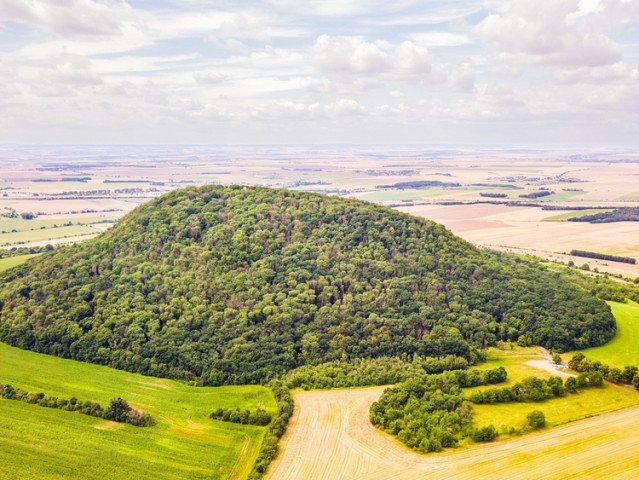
[0,0,127,36]
[312,35,433,80]
[474,0,623,69]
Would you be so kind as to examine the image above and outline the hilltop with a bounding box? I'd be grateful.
[0,185,614,384]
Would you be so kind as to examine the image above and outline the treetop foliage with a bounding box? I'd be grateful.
[0,185,615,384]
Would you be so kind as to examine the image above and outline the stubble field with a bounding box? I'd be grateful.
[266,386,639,480]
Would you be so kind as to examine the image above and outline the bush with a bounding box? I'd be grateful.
[473,425,497,442]
[526,410,546,429]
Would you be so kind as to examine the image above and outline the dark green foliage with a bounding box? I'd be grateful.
[0,384,153,427]
[370,367,507,452]
[568,207,639,223]
[567,353,639,391]
[469,375,571,404]
[526,410,546,429]
[472,425,497,442]
[377,180,461,189]
[519,191,552,199]
[248,379,293,479]
[479,193,507,198]
[0,185,615,384]
[569,250,636,265]
[285,355,470,390]
[210,407,272,426]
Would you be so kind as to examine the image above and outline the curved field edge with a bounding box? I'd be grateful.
[573,300,639,368]
[266,385,639,480]
[0,342,276,480]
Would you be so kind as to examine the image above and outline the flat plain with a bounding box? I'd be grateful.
[2,145,638,278]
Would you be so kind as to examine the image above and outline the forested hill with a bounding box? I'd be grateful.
[0,185,615,384]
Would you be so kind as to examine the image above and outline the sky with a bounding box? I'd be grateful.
[1,0,639,145]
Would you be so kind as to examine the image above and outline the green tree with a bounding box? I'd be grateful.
[526,410,546,429]
[103,397,132,423]
[473,425,497,442]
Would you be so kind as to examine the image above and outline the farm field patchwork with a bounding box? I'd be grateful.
[266,386,639,480]
[0,342,276,480]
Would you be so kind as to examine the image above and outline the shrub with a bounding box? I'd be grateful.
[526,410,546,429]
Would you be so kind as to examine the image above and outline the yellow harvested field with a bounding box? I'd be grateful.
[399,204,639,278]
[267,387,639,480]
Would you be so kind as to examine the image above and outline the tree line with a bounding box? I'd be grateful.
[210,407,272,426]
[0,384,153,427]
[568,353,639,389]
[569,250,636,265]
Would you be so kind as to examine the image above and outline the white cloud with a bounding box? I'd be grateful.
[409,32,472,47]
[0,0,127,36]
[474,0,623,69]
[312,35,434,83]
[312,35,389,75]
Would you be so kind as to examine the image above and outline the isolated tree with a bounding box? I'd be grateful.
[633,373,639,390]
[472,425,497,442]
[526,410,546,429]
[552,353,562,365]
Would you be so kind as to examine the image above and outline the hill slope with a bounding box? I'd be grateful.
[0,185,614,384]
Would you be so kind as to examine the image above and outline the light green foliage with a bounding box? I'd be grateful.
[0,342,276,480]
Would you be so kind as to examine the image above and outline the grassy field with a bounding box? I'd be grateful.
[470,346,639,435]
[574,301,639,368]
[0,224,97,246]
[0,342,276,480]
[0,254,39,272]
[538,190,586,202]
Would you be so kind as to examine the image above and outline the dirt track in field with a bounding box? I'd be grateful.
[266,387,639,480]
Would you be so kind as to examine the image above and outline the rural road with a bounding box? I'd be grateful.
[266,386,639,480]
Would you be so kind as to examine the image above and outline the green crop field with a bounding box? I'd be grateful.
[470,346,639,437]
[575,301,639,368]
[0,254,40,272]
[0,224,97,246]
[541,209,612,222]
[0,342,276,480]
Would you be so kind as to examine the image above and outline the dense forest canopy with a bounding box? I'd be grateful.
[0,185,615,384]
